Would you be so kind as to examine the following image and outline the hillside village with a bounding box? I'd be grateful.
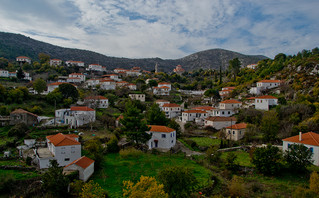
[0,48,319,197]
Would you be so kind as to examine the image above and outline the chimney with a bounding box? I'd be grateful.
[299,132,302,141]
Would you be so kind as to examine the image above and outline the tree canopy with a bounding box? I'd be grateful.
[33,78,47,94]
[120,101,151,145]
[251,145,282,175]
[284,144,313,172]
[145,103,169,125]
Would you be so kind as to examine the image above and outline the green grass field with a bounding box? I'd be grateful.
[221,150,252,167]
[0,169,39,180]
[189,137,221,147]
[92,152,211,197]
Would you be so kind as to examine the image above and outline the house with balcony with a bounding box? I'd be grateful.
[84,96,108,109]
[162,103,181,118]
[212,99,242,117]
[250,80,281,95]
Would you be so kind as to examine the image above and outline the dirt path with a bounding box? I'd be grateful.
[176,140,204,156]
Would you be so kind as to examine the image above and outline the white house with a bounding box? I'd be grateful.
[127,83,137,90]
[155,99,170,107]
[246,64,258,69]
[116,81,129,88]
[204,116,237,130]
[67,77,82,83]
[68,73,86,82]
[182,110,208,123]
[283,132,319,166]
[162,103,181,118]
[158,82,172,90]
[250,80,281,95]
[23,72,32,81]
[57,106,96,128]
[66,60,85,67]
[103,74,120,81]
[87,64,106,72]
[64,156,95,182]
[0,69,9,77]
[225,123,247,141]
[35,133,81,169]
[86,79,100,88]
[146,125,176,149]
[129,94,145,102]
[212,99,242,117]
[9,72,17,78]
[50,59,62,66]
[84,96,108,108]
[153,86,170,96]
[192,106,215,116]
[16,56,31,64]
[99,79,116,90]
[126,70,141,76]
[254,95,278,111]
[219,87,236,98]
[114,68,129,73]
[173,65,185,74]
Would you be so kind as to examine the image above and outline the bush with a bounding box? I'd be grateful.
[106,137,120,153]
[8,123,29,138]
[119,148,143,159]
[26,156,32,165]
[228,175,246,197]
[29,106,44,115]
[0,174,15,194]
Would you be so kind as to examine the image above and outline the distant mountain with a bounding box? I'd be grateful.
[0,32,267,72]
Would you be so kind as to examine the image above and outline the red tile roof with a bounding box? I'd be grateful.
[258,80,281,83]
[220,99,242,104]
[156,99,169,102]
[158,86,170,89]
[226,123,247,130]
[246,97,256,100]
[183,110,207,114]
[192,106,215,111]
[282,132,319,146]
[51,59,61,61]
[10,109,38,117]
[65,156,94,169]
[70,106,95,111]
[17,56,30,59]
[158,82,171,85]
[205,116,237,122]
[48,82,75,86]
[46,133,80,146]
[162,103,180,107]
[148,125,175,133]
[255,95,278,99]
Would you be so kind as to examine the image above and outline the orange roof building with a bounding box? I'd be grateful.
[283,132,319,165]
[225,123,247,141]
[64,156,95,182]
[147,125,176,149]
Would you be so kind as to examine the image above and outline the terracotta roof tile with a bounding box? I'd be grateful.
[162,103,180,107]
[183,110,207,114]
[220,99,242,104]
[17,56,30,59]
[148,125,175,133]
[192,106,215,111]
[258,80,281,83]
[70,106,95,111]
[255,95,278,99]
[65,156,94,169]
[156,99,169,102]
[226,123,247,129]
[282,132,319,146]
[46,133,80,146]
[205,116,237,122]
[11,109,38,117]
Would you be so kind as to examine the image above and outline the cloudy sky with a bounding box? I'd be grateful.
[0,0,318,59]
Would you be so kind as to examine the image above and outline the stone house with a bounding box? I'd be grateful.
[10,109,38,126]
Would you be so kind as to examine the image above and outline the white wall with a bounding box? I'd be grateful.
[283,141,319,166]
[147,131,176,149]
[54,144,81,167]
[205,120,235,130]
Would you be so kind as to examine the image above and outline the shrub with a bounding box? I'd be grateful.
[8,123,29,138]
[119,148,143,159]
[228,175,246,197]
[106,137,120,153]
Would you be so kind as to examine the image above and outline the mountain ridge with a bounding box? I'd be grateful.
[0,32,267,72]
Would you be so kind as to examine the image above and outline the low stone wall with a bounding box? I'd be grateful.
[0,165,36,171]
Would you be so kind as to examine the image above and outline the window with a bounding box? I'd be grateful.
[222,111,224,115]
[170,133,173,137]
[228,111,230,114]
[65,158,70,161]
[162,134,166,138]
[233,131,235,134]
[171,140,174,143]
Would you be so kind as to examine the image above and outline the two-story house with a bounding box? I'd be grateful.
[65,60,85,67]
[182,109,208,123]
[162,103,181,118]
[50,59,62,66]
[254,95,278,111]
[129,94,145,102]
[212,99,242,117]
[204,116,237,130]
[68,73,86,83]
[250,80,281,95]
[146,125,176,149]
[225,123,247,141]
[99,79,116,90]
[84,96,108,108]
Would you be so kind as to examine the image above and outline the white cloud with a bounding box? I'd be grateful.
[0,0,318,59]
